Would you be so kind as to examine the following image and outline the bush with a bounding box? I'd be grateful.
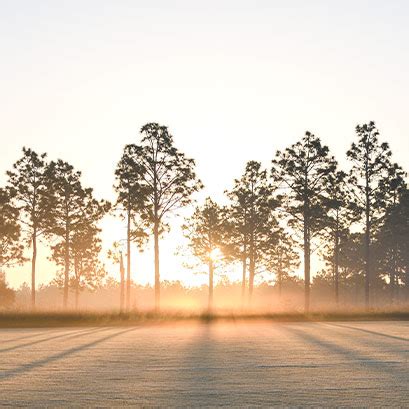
[0,272,15,308]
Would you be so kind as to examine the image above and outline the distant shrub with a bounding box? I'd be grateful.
[0,272,15,308]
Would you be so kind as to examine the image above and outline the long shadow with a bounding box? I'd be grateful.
[0,330,59,344]
[174,323,224,405]
[324,323,409,343]
[0,327,110,354]
[283,324,406,379]
[0,327,138,380]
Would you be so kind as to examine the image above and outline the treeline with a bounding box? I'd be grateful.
[6,278,335,311]
[1,121,408,312]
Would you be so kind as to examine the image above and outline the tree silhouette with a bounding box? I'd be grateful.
[374,188,409,302]
[48,159,109,308]
[265,228,299,298]
[272,132,337,312]
[0,271,15,307]
[51,222,105,309]
[7,148,53,308]
[3,120,409,311]
[0,187,25,269]
[114,145,149,310]
[136,123,202,310]
[227,161,278,304]
[182,197,225,310]
[107,241,126,312]
[347,121,406,308]
[224,182,250,305]
[338,232,366,303]
[322,170,356,304]
[71,226,105,309]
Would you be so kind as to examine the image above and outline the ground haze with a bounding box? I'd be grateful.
[1,321,408,406]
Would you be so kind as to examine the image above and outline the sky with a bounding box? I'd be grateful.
[1,0,409,289]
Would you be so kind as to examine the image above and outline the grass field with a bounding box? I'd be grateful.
[1,309,409,328]
[1,320,408,406]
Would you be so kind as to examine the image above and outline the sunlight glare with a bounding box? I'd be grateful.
[210,247,222,262]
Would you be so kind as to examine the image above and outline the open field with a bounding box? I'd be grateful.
[1,321,408,406]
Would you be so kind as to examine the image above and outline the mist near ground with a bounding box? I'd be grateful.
[7,278,409,312]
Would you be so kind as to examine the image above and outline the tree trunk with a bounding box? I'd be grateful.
[248,261,255,305]
[241,244,246,307]
[63,225,69,309]
[303,171,311,313]
[390,261,396,304]
[406,270,409,301]
[391,238,398,304]
[304,222,311,313]
[248,239,255,306]
[364,159,371,309]
[391,193,398,304]
[208,259,214,311]
[31,229,37,309]
[126,208,131,311]
[364,209,370,309]
[154,217,160,311]
[334,231,340,305]
[120,251,125,312]
[74,260,79,310]
[75,284,79,310]
[278,256,282,298]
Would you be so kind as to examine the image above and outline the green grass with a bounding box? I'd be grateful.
[1,309,409,328]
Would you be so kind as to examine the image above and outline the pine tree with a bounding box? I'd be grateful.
[338,232,366,304]
[52,224,105,309]
[265,228,299,298]
[182,197,225,310]
[136,123,202,310]
[374,188,409,302]
[107,241,126,312]
[322,170,356,304]
[227,161,278,304]
[48,159,109,308]
[272,132,337,312]
[224,183,250,305]
[114,145,149,310]
[7,148,53,308]
[0,187,25,269]
[347,121,406,307]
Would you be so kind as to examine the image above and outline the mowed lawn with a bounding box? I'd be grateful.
[1,321,408,406]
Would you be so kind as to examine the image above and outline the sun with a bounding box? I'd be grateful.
[210,248,222,262]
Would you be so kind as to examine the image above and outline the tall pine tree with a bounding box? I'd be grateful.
[48,159,108,308]
[7,148,53,308]
[115,145,149,310]
[227,161,278,304]
[322,170,356,304]
[347,121,405,307]
[136,123,202,310]
[272,132,337,312]
[0,187,25,269]
[265,228,299,298]
[182,197,225,310]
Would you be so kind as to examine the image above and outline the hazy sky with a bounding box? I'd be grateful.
[1,1,409,289]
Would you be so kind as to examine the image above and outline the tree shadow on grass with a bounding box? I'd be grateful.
[0,327,111,354]
[0,327,138,380]
[0,330,59,345]
[283,324,406,379]
[324,323,409,343]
